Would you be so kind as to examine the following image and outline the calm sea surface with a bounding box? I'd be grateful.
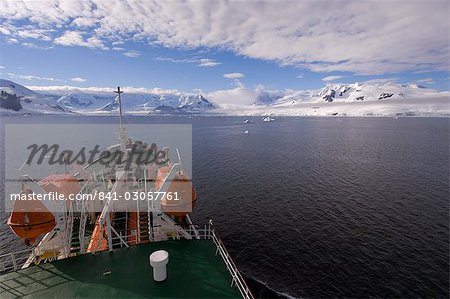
[1,116,449,298]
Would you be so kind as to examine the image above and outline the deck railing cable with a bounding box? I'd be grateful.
[0,221,255,299]
[206,223,254,299]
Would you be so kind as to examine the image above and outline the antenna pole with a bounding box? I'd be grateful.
[114,86,124,129]
[114,86,126,151]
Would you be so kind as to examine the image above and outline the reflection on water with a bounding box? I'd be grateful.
[1,116,448,298]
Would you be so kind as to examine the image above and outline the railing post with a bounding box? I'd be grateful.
[231,274,236,287]
[136,194,141,243]
[10,253,17,271]
[210,226,254,299]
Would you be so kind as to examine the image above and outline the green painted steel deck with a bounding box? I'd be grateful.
[0,240,241,298]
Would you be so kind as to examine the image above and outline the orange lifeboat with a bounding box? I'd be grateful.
[87,213,115,253]
[39,174,80,198]
[86,219,108,253]
[155,166,197,217]
[7,190,56,246]
[7,174,80,246]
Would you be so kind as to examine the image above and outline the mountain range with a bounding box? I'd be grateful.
[0,79,448,117]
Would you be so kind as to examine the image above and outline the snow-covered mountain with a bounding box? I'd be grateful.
[256,90,315,106]
[0,80,216,114]
[51,89,216,114]
[255,90,287,105]
[0,79,67,114]
[247,82,443,105]
[57,92,113,109]
[92,93,215,113]
[1,79,448,116]
[212,82,448,116]
[179,95,215,111]
[314,82,440,103]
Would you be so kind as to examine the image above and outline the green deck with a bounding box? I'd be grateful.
[0,240,242,298]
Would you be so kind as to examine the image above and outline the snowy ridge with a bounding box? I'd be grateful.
[0,79,215,114]
[314,82,440,103]
[249,82,444,106]
[0,79,67,114]
[0,79,448,116]
[258,90,315,105]
[57,92,113,109]
[93,93,215,113]
[213,82,448,116]
[179,95,215,111]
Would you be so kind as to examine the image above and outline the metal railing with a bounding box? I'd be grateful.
[0,240,67,273]
[62,203,74,258]
[78,201,88,254]
[209,227,254,299]
[0,222,254,299]
[77,176,92,254]
[0,249,33,272]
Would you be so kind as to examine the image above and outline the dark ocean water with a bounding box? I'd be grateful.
[1,116,449,298]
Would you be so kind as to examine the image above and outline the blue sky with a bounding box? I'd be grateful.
[0,1,449,93]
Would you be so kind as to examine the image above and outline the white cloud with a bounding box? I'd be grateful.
[296,74,303,79]
[71,17,97,28]
[22,42,53,50]
[208,87,257,106]
[157,57,187,63]
[197,59,221,67]
[224,73,245,88]
[0,1,448,74]
[7,72,62,82]
[224,73,245,79]
[1,22,53,41]
[71,77,87,82]
[362,78,399,84]
[54,31,107,50]
[413,78,435,85]
[322,75,343,82]
[7,38,18,44]
[0,26,11,35]
[156,56,221,67]
[122,50,140,58]
[16,28,52,41]
[53,31,83,46]
[0,66,4,69]
[26,85,182,95]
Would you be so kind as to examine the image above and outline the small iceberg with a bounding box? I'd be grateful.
[262,116,275,122]
[244,130,249,134]
[244,119,252,123]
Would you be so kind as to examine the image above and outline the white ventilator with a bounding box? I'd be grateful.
[149,250,169,282]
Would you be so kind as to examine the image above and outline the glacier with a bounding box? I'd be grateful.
[0,79,215,115]
[0,79,448,117]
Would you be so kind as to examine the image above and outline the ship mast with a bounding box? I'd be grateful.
[114,86,127,151]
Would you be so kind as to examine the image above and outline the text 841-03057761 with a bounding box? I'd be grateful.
[96,191,180,201]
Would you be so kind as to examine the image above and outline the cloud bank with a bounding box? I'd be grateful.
[0,0,448,75]
[26,84,182,95]
[322,76,344,82]
[71,77,87,82]
[156,57,221,67]
[224,73,245,79]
